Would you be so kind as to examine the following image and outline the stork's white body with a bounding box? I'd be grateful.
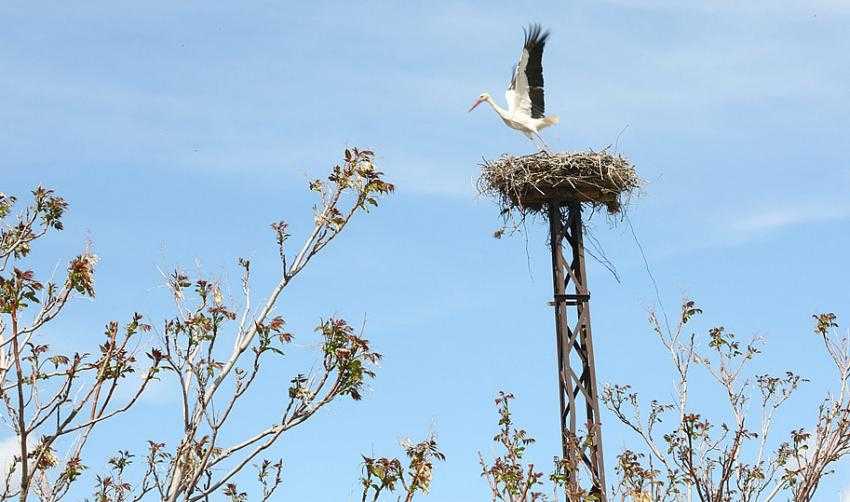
[480,93,559,139]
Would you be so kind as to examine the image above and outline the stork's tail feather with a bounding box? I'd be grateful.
[542,115,560,128]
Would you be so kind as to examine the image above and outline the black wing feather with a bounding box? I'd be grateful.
[523,23,549,118]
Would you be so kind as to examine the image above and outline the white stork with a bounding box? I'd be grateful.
[468,24,559,151]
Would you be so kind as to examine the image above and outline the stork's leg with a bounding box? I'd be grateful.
[526,131,546,152]
[534,132,551,153]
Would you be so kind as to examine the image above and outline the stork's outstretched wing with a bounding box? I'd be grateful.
[506,24,549,119]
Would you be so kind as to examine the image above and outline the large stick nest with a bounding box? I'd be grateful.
[478,150,641,216]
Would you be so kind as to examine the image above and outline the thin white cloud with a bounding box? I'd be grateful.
[601,0,850,14]
[0,436,20,485]
[376,152,479,198]
[633,197,850,261]
[732,203,850,234]
[0,436,16,470]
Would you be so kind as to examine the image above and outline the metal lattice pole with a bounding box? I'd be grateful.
[548,201,607,500]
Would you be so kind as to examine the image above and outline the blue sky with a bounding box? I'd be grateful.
[3,1,850,500]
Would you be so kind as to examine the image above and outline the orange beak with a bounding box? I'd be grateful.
[468,98,484,112]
